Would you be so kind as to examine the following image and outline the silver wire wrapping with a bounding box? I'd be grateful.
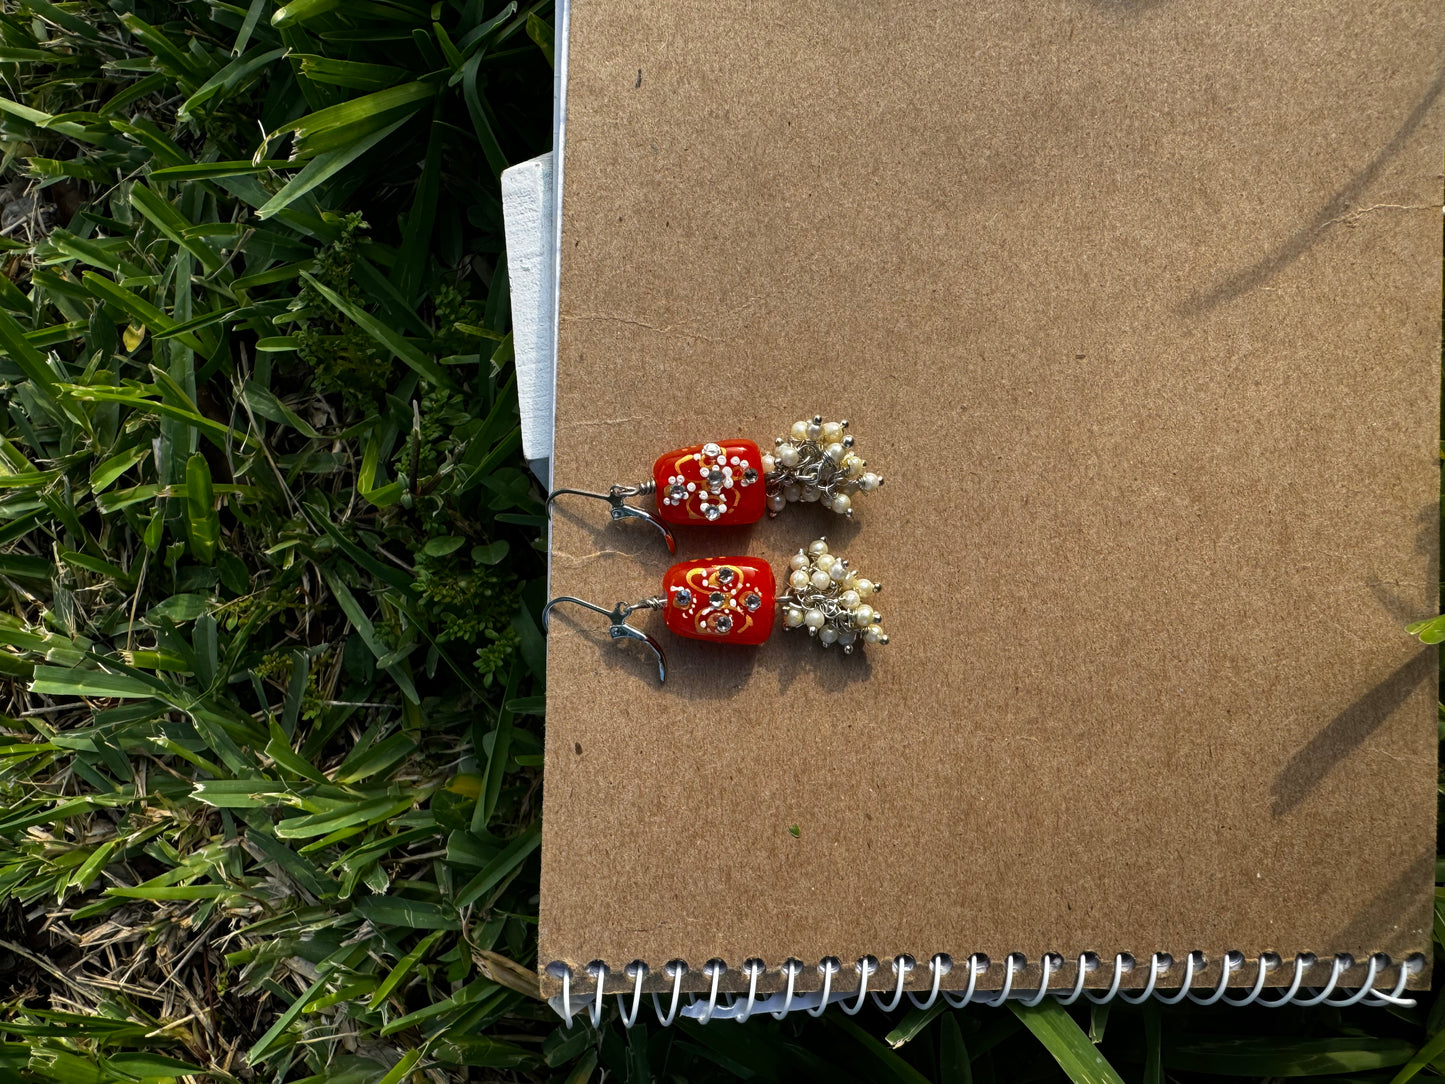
[778,537,887,652]
[763,415,883,517]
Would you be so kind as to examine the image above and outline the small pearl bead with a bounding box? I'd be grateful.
[830,493,852,515]
[819,627,838,645]
[843,454,864,477]
[804,608,825,629]
[853,577,874,598]
[789,569,810,591]
[853,604,874,628]
[838,629,857,646]
[814,553,835,572]
[776,443,799,468]
[829,561,848,582]
[790,420,809,442]
[784,607,804,627]
[859,472,881,491]
[810,569,830,590]
[801,488,821,502]
[821,421,842,443]
[806,420,822,439]
[789,550,810,571]
[784,484,802,502]
[807,539,829,557]
[825,442,845,463]
[839,589,860,609]
[864,626,882,643]
[761,453,776,473]
[843,574,859,591]
[767,493,786,513]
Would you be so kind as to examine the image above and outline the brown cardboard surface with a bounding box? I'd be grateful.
[540,1,1443,994]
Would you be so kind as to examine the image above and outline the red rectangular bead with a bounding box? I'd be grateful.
[652,440,767,525]
[660,556,776,644]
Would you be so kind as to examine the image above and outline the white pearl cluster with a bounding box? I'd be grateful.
[762,415,883,518]
[780,537,888,653]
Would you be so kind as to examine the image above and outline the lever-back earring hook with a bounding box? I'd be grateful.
[542,595,670,683]
[545,483,677,554]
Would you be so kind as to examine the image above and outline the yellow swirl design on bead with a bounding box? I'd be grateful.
[683,564,754,636]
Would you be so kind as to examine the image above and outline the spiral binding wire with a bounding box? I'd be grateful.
[547,952,1422,1027]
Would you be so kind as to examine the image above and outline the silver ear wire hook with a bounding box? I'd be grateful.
[542,595,669,683]
[546,483,677,554]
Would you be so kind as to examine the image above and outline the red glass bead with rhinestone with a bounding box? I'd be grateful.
[661,556,776,645]
[651,440,767,526]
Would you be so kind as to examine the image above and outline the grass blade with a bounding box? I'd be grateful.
[30,665,166,701]
[299,272,449,384]
[376,1049,422,1084]
[939,1014,971,1084]
[256,116,408,219]
[1168,1037,1416,1077]
[454,826,540,909]
[246,973,329,1063]
[0,306,61,406]
[272,0,343,28]
[269,80,436,159]
[184,453,218,564]
[368,930,445,1009]
[1009,1002,1125,1084]
[827,1016,937,1084]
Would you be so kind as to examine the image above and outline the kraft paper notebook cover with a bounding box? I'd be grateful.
[539,2,1443,1005]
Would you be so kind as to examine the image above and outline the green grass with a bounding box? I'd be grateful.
[0,2,1440,1082]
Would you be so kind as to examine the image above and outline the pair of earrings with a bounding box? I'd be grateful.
[545,418,889,682]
